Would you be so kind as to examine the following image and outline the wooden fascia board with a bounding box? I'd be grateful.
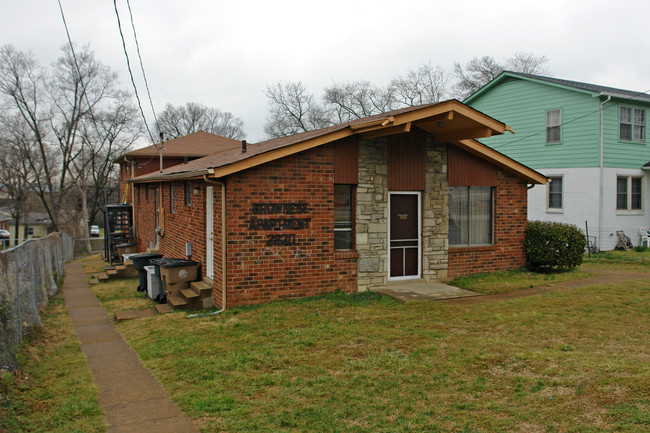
[208,128,356,178]
[359,122,411,139]
[350,116,394,131]
[392,101,506,135]
[453,139,547,184]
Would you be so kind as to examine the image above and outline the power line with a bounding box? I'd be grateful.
[112,0,156,144]
[491,88,650,150]
[56,0,108,165]
[125,0,158,127]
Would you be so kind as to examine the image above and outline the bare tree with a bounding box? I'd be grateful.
[453,52,550,99]
[505,52,550,75]
[390,63,449,106]
[324,81,393,123]
[0,44,141,234]
[264,81,332,138]
[452,56,504,99]
[0,130,32,246]
[156,102,246,140]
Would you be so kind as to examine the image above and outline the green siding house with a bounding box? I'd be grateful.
[465,72,650,250]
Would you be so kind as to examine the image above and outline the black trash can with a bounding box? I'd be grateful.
[130,253,163,292]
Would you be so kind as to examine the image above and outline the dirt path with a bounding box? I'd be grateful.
[438,267,650,305]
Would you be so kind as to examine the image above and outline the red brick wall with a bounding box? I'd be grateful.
[447,169,527,278]
[133,183,157,252]
[156,180,207,276]
[219,145,357,307]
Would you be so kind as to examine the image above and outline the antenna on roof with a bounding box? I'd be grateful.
[159,132,164,173]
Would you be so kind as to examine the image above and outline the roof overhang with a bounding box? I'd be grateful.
[129,100,516,183]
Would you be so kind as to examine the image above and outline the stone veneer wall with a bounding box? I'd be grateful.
[356,137,389,291]
[356,134,449,291]
[422,140,449,281]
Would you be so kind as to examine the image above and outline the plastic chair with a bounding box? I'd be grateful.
[640,227,650,247]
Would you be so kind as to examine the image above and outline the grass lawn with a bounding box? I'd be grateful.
[583,248,650,271]
[447,268,593,295]
[107,255,649,432]
[3,252,648,432]
[0,295,105,433]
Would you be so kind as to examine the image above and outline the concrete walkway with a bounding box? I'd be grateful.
[62,263,199,433]
[374,279,481,302]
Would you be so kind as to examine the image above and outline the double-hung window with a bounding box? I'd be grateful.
[546,109,561,143]
[448,186,494,246]
[185,181,192,206]
[334,184,354,250]
[548,176,563,210]
[620,107,646,142]
[170,183,176,214]
[616,176,643,210]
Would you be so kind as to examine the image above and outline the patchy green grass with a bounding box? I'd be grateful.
[107,276,650,433]
[0,295,105,433]
[447,268,593,295]
[89,278,154,314]
[583,249,650,270]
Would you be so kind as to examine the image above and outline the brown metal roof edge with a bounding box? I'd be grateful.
[453,139,547,185]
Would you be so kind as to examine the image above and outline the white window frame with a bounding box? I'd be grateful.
[620,106,646,142]
[616,175,643,212]
[546,109,562,144]
[547,176,563,212]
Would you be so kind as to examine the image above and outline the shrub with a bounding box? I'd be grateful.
[523,221,586,272]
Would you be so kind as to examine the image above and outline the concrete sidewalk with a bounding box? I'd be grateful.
[62,263,199,433]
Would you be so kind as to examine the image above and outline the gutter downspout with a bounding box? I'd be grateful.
[201,174,227,312]
[599,94,611,252]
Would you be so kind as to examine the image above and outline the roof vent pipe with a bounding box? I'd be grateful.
[241,140,247,153]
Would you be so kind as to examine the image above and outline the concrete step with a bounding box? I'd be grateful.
[167,295,188,309]
[98,272,109,281]
[104,265,115,271]
[155,303,173,314]
[106,269,118,277]
[180,288,199,300]
[190,280,212,296]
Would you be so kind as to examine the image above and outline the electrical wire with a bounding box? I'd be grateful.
[56,0,108,164]
[125,0,158,128]
[113,0,156,144]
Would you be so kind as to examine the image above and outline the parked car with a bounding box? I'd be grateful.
[0,229,10,239]
[90,225,100,237]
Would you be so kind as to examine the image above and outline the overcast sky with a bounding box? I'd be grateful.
[2,0,650,143]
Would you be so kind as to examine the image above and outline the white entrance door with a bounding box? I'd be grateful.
[205,186,214,279]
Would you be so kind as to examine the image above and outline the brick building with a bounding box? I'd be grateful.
[125,101,546,308]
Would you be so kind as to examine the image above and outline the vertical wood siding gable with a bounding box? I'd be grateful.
[334,136,359,184]
[448,145,497,186]
[387,131,426,191]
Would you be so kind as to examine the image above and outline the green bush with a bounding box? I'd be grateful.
[523,221,586,272]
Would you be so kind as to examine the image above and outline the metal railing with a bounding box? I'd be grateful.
[0,232,74,371]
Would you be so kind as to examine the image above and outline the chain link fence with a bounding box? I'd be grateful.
[0,232,74,371]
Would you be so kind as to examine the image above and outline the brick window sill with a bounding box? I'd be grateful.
[449,245,496,253]
[335,250,359,260]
